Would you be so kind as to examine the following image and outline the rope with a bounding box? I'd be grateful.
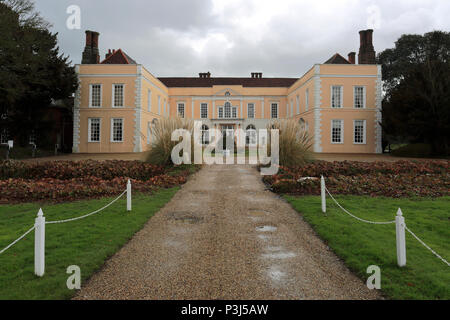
[324,184,448,266]
[325,187,396,225]
[0,225,35,255]
[405,226,450,267]
[46,190,127,225]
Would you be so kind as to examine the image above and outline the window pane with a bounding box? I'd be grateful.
[248,103,254,118]
[354,87,364,108]
[332,120,343,143]
[201,103,208,119]
[114,85,124,107]
[178,104,185,118]
[332,86,342,108]
[112,119,123,142]
[89,118,100,142]
[271,103,278,118]
[354,120,365,143]
[224,103,231,118]
[218,107,223,118]
[91,85,101,107]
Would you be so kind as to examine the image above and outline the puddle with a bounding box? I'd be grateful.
[262,252,296,259]
[267,266,286,282]
[256,225,277,232]
[265,246,284,252]
[167,211,203,224]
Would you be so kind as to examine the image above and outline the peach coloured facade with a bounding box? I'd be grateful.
[73,63,382,154]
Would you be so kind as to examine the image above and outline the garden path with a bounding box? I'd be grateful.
[74,164,381,300]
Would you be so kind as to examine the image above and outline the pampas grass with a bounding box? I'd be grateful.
[266,119,313,166]
[146,117,194,165]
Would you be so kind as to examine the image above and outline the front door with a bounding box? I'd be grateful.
[221,125,234,151]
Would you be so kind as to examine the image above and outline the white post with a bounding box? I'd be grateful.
[34,208,45,277]
[395,208,406,267]
[321,175,326,213]
[127,179,132,212]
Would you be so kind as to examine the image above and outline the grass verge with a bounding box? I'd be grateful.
[284,195,450,300]
[0,188,178,300]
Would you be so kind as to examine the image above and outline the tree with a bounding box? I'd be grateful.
[378,31,450,155]
[0,0,77,147]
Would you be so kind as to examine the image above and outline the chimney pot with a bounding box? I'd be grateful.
[348,52,356,64]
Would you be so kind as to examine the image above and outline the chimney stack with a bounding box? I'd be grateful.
[82,30,100,64]
[348,52,356,64]
[199,72,211,78]
[358,29,376,64]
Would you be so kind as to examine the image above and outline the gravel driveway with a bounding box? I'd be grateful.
[74,164,381,300]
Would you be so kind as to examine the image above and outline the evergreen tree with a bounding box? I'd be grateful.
[0,0,77,147]
[378,31,450,155]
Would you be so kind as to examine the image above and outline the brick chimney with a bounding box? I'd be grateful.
[82,30,100,64]
[358,29,376,64]
[348,52,356,64]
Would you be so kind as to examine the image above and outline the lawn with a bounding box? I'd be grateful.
[0,188,178,300]
[284,195,450,300]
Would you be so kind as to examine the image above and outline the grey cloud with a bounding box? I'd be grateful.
[34,0,450,77]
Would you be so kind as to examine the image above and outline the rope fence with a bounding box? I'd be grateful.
[46,190,127,225]
[320,176,449,268]
[0,226,35,255]
[0,180,132,277]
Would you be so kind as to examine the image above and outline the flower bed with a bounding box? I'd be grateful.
[0,160,196,203]
[263,160,450,198]
[0,160,166,180]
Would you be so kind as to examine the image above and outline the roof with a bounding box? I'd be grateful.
[157,77,298,88]
[100,49,137,64]
[324,53,351,64]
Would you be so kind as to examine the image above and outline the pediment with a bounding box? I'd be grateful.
[213,88,242,97]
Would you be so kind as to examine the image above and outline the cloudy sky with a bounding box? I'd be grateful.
[34,0,450,78]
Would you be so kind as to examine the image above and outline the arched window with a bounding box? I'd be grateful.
[246,124,257,146]
[224,102,231,118]
[201,124,209,145]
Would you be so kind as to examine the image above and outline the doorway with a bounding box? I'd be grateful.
[220,125,234,151]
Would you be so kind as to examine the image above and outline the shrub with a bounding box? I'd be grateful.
[266,119,313,167]
[146,117,194,165]
[264,160,450,198]
[391,143,433,158]
[0,160,166,180]
[0,160,198,203]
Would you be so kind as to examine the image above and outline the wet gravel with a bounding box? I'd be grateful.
[73,164,381,300]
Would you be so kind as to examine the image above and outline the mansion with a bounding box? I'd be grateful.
[73,29,382,154]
